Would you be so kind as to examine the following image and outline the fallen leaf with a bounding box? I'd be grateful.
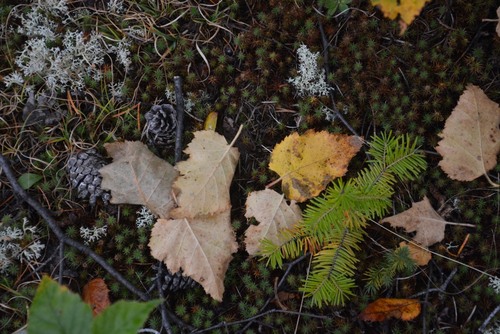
[204,111,218,130]
[269,130,362,202]
[171,130,240,218]
[82,278,110,316]
[435,84,500,183]
[359,298,421,321]
[382,196,453,247]
[149,210,238,301]
[99,141,178,218]
[399,241,431,266]
[371,0,430,30]
[244,189,302,256]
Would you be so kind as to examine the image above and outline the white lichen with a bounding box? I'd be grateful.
[0,217,45,273]
[136,206,156,229]
[4,0,131,92]
[288,44,332,97]
[489,276,500,295]
[80,225,108,245]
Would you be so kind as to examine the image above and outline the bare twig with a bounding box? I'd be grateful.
[174,76,185,163]
[156,264,173,334]
[478,304,500,333]
[191,308,331,334]
[0,154,149,301]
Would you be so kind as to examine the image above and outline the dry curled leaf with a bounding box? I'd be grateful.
[382,196,457,247]
[82,278,110,316]
[244,189,302,256]
[399,241,431,266]
[359,298,421,322]
[171,130,240,218]
[435,84,500,183]
[99,141,178,218]
[149,210,237,301]
[269,130,362,202]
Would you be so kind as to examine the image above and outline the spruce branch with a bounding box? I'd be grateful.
[259,132,428,306]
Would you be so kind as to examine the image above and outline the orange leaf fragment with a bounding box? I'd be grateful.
[82,278,110,316]
[359,298,421,322]
[269,130,362,202]
[399,241,431,266]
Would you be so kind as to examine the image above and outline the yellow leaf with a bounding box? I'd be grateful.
[399,241,431,266]
[371,0,430,31]
[244,189,302,256]
[100,141,178,218]
[435,84,500,184]
[359,298,421,322]
[149,210,237,301]
[204,112,218,130]
[171,130,240,218]
[269,130,362,202]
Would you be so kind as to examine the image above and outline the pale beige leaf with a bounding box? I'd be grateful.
[399,241,431,266]
[244,189,302,256]
[149,210,237,301]
[99,141,178,218]
[382,196,452,247]
[171,131,239,218]
[435,84,500,182]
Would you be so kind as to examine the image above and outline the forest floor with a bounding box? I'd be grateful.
[0,0,499,333]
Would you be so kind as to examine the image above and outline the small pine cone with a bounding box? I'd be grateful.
[163,269,197,292]
[142,104,177,147]
[67,149,110,206]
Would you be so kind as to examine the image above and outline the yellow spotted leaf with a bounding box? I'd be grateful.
[269,130,362,202]
[371,0,430,32]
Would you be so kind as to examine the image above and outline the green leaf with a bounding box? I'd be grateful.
[92,299,161,334]
[18,173,43,190]
[28,276,92,334]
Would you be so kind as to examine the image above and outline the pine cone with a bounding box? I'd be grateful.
[142,104,177,147]
[67,149,110,206]
[23,91,65,127]
[162,268,197,292]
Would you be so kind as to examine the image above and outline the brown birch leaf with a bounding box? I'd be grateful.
[359,298,421,322]
[269,130,362,202]
[244,189,302,256]
[171,130,240,218]
[382,196,452,247]
[149,210,237,301]
[99,141,178,218]
[82,278,110,316]
[435,84,500,182]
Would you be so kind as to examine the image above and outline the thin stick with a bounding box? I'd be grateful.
[478,304,500,333]
[156,264,173,334]
[0,154,149,301]
[174,76,185,163]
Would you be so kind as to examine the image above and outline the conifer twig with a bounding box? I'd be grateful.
[0,154,149,301]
